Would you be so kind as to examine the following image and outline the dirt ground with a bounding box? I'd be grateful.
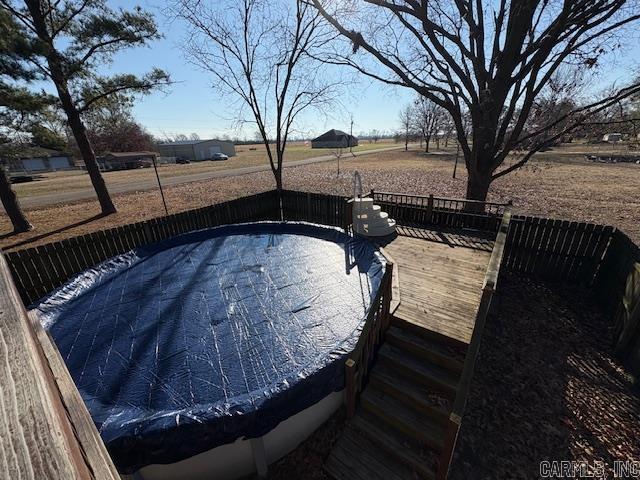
[450,275,640,479]
[1,147,639,250]
[242,411,345,480]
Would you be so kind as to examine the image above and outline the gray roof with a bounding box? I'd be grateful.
[312,129,357,142]
[102,151,157,157]
[158,139,229,146]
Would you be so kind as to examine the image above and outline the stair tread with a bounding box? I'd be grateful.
[371,363,452,415]
[387,325,466,366]
[378,343,459,396]
[325,424,422,480]
[360,384,446,449]
[351,411,439,479]
[392,315,468,349]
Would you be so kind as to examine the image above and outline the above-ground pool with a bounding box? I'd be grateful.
[33,222,385,474]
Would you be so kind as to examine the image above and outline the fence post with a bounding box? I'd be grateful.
[437,415,461,480]
[142,221,153,245]
[344,358,357,418]
[427,194,434,223]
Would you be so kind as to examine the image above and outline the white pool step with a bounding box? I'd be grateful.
[352,197,396,237]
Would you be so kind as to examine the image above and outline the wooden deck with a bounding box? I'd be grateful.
[379,225,493,345]
[326,225,496,480]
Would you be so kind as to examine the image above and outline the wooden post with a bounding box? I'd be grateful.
[345,358,357,418]
[426,194,434,223]
[437,415,461,480]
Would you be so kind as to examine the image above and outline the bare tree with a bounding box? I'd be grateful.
[398,104,413,151]
[189,132,201,141]
[311,0,640,203]
[412,96,445,153]
[174,0,341,193]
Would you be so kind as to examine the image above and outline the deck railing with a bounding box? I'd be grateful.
[436,209,512,480]
[344,258,394,418]
[371,190,509,232]
[0,252,119,479]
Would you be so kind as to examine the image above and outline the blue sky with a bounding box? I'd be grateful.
[104,0,414,140]
[102,0,639,141]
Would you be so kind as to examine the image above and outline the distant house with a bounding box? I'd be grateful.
[6,148,74,173]
[311,130,358,149]
[97,151,157,171]
[156,139,236,161]
[603,133,623,143]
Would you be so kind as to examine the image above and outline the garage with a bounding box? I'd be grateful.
[49,157,72,170]
[22,158,46,171]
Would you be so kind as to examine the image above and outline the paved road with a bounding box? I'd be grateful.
[15,145,406,210]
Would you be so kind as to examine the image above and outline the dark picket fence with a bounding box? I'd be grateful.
[594,230,640,374]
[281,189,351,229]
[503,216,615,285]
[6,191,280,306]
[4,188,640,376]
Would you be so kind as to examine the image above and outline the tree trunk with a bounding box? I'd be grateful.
[464,172,491,212]
[404,133,408,151]
[274,166,283,192]
[425,135,430,153]
[25,0,116,215]
[53,82,116,215]
[0,168,32,233]
[274,167,283,221]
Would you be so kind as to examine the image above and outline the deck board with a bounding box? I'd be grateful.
[378,227,492,345]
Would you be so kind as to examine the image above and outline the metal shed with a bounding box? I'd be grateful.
[157,139,236,161]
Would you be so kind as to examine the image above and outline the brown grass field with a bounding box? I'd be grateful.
[1,144,639,251]
[9,140,395,198]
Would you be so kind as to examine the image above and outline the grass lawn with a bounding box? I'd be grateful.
[10,140,397,198]
[1,144,639,250]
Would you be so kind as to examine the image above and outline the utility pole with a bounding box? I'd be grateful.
[151,155,169,214]
[349,114,356,157]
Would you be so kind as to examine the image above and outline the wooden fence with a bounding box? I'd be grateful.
[503,216,615,285]
[594,230,640,375]
[437,211,512,480]
[5,190,355,306]
[344,259,394,418]
[6,191,280,306]
[3,188,640,478]
[281,189,351,229]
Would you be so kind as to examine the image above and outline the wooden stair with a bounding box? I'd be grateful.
[325,318,467,480]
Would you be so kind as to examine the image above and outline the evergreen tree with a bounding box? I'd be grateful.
[1,0,170,214]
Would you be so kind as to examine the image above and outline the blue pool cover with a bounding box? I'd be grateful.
[33,222,385,472]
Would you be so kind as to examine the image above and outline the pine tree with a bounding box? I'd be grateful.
[1,0,170,214]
